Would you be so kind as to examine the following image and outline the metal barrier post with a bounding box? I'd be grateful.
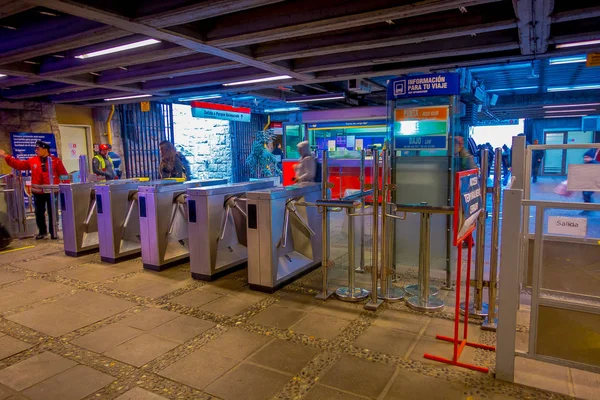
[482,148,502,330]
[356,149,366,273]
[316,150,333,300]
[79,155,88,183]
[47,158,59,238]
[461,148,489,317]
[378,146,403,301]
[365,147,383,310]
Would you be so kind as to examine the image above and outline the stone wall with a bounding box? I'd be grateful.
[0,101,60,174]
[172,104,232,182]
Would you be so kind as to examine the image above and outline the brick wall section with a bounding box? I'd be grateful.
[0,101,61,174]
[172,104,232,182]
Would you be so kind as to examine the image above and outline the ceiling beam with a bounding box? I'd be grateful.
[258,20,517,62]
[552,6,600,23]
[0,0,33,18]
[207,0,503,48]
[494,90,600,108]
[140,68,275,91]
[26,0,311,81]
[0,27,129,65]
[2,82,80,99]
[137,0,286,28]
[513,0,554,55]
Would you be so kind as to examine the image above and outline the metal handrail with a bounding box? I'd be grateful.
[342,189,374,201]
[529,144,600,150]
[392,203,454,215]
[522,199,600,210]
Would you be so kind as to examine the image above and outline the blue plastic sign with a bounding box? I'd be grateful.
[307,120,387,129]
[474,119,519,126]
[395,135,447,150]
[191,107,251,122]
[10,132,58,160]
[387,73,460,100]
[454,171,482,244]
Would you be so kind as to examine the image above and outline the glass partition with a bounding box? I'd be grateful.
[283,124,305,159]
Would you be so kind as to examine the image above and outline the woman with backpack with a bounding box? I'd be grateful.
[159,140,190,180]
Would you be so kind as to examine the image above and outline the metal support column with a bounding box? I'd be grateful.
[364,147,383,310]
[461,148,489,317]
[316,150,334,300]
[47,158,59,239]
[356,149,366,273]
[378,145,404,301]
[482,148,502,330]
[79,155,88,183]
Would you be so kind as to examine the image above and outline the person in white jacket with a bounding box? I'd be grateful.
[292,141,316,183]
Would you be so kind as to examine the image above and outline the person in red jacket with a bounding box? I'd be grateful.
[0,140,68,240]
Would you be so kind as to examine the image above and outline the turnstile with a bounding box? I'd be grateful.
[187,180,276,281]
[96,180,180,263]
[139,179,226,271]
[60,180,136,257]
[246,183,322,292]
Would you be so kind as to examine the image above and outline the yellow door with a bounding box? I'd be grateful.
[59,125,90,173]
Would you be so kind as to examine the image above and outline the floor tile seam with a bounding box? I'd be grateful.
[272,350,344,400]
[376,365,401,400]
[308,382,373,399]
[156,301,236,326]
[153,282,206,303]
[566,368,576,398]
[403,315,434,361]
[0,343,45,371]
[0,288,99,318]
[242,359,297,378]
[1,250,64,267]
[100,270,145,286]
[0,317,51,344]
[143,324,231,374]
[232,320,334,352]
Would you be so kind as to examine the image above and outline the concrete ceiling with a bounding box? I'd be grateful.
[0,0,599,119]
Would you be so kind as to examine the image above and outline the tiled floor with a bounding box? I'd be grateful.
[0,238,597,400]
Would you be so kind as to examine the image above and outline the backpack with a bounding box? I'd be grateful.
[176,152,192,181]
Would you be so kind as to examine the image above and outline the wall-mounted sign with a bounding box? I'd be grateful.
[394,106,449,150]
[387,73,460,100]
[307,119,387,129]
[548,216,587,237]
[474,119,519,126]
[587,53,600,67]
[10,132,58,160]
[191,101,251,122]
[453,169,482,245]
[140,101,150,112]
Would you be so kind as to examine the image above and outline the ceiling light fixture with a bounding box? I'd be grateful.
[178,94,222,101]
[545,109,596,114]
[487,86,538,92]
[543,103,600,109]
[548,55,587,65]
[223,75,292,86]
[0,25,17,30]
[263,107,301,113]
[287,93,346,103]
[556,39,600,48]
[0,74,6,78]
[75,39,160,60]
[547,84,600,92]
[469,62,532,72]
[104,94,152,101]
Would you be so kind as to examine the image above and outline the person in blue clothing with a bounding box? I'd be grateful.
[107,144,122,179]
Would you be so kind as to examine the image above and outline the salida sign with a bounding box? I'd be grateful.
[387,73,460,100]
[190,101,251,122]
[453,169,482,245]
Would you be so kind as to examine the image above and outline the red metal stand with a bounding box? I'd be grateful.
[423,233,496,373]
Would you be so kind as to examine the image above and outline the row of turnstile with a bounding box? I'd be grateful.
[59,178,322,292]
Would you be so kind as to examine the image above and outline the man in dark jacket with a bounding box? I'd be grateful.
[531,139,544,183]
[0,141,68,239]
[581,147,600,214]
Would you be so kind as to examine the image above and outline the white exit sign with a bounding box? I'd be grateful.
[548,216,587,237]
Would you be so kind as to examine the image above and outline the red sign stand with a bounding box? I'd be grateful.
[423,169,495,373]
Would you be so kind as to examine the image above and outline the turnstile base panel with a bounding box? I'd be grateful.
[250,261,321,294]
[191,262,247,282]
[143,256,189,272]
[101,252,140,264]
[65,247,98,258]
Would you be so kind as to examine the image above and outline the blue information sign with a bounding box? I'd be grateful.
[387,73,460,100]
[454,171,482,244]
[307,120,387,129]
[10,132,58,160]
[395,135,447,150]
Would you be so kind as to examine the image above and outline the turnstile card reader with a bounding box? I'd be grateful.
[187,180,276,281]
[139,179,227,271]
[60,180,139,257]
[96,180,180,263]
[246,183,322,292]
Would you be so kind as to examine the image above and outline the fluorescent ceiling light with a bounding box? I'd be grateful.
[545,109,596,113]
[487,86,538,92]
[287,95,346,103]
[263,107,301,113]
[548,55,587,65]
[0,74,6,78]
[543,103,600,109]
[223,75,292,86]
[544,114,587,118]
[104,94,152,101]
[469,62,531,72]
[178,94,222,101]
[75,39,160,60]
[547,84,600,92]
[556,39,600,49]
